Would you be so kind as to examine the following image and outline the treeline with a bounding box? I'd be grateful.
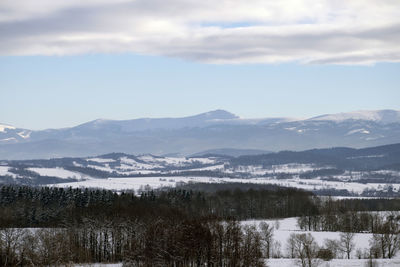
[0,184,293,266]
[0,184,315,228]
[298,212,400,261]
[298,197,400,232]
[0,218,274,266]
[2,184,400,229]
[2,184,400,265]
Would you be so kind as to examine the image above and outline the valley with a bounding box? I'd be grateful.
[2,143,400,197]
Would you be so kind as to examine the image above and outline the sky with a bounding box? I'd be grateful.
[1,0,400,130]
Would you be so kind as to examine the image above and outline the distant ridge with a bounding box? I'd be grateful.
[309,109,400,124]
[1,109,400,159]
[191,148,272,157]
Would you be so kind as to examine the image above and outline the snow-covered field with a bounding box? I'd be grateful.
[0,166,16,178]
[21,216,400,267]
[242,217,400,266]
[73,259,400,267]
[50,175,400,196]
[234,164,325,175]
[2,153,400,197]
[242,217,372,257]
[267,258,400,267]
[28,167,88,180]
[52,176,220,191]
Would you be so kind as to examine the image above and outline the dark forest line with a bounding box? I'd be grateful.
[1,184,400,266]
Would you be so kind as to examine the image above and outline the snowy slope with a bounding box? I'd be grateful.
[0,124,16,132]
[28,167,87,180]
[310,110,400,124]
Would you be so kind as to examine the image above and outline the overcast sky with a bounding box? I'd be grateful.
[1,0,400,129]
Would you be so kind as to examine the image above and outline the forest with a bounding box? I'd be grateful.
[1,184,400,266]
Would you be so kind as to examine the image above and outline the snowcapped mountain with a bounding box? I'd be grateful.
[310,110,400,124]
[0,123,32,144]
[0,124,15,132]
[1,109,400,159]
[75,109,239,132]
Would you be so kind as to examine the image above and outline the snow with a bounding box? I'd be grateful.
[267,258,400,267]
[347,155,385,159]
[346,128,370,135]
[0,124,16,132]
[87,158,116,163]
[87,164,114,173]
[0,166,16,178]
[0,137,16,142]
[51,176,219,191]
[136,155,216,166]
[28,167,87,180]
[48,175,400,196]
[2,152,399,197]
[285,127,297,131]
[264,164,322,174]
[310,110,400,124]
[374,170,400,175]
[189,157,216,164]
[180,164,225,171]
[243,217,372,256]
[17,131,31,139]
[0,166,9,175]
[230,163,324,176]
[83,155,219,175]
[120,156,161,169]
[241,216,400,265]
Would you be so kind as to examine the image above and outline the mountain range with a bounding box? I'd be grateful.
[1,109,400,160]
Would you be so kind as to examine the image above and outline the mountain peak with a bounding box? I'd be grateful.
[197,109,238,120]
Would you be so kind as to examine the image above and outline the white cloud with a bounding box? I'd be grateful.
[0,0,399,64]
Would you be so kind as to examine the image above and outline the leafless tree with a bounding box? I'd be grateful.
[289,233,319,267]
[370,213,400,259]
[339,232,355,259]
[286,233,297,258]
[324,238,341,258]
[0,228,27,266]
[259,221,274,258]
[241,225,264,267]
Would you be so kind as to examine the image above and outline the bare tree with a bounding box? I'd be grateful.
[381,213,400,259]
[339,232,355,259]
[241,225,264,267]
[324,238,340,258]
[290,233,319,267]
[370,213,400,259]
[259,221,274,258]
[286,233,297,258]
[272,240,282,258]
[0,228,27,266]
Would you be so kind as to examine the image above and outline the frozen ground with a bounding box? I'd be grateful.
[267,258,400,267]
[72,258,400,266]
[28,167,88,180]
[243,217,400,266]
[3,153,400,196]
[242,217,373,258]
[52,176,220,191]
[50,175,400,196]
[0,166,16,178]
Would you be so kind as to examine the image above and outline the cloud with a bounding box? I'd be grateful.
[1,0,399,64]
